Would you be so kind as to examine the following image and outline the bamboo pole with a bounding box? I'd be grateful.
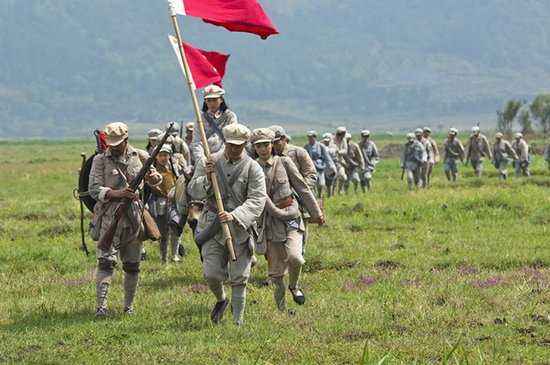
[168,2,236,261]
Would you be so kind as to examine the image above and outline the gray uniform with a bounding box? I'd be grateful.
[304,141,335,194]
[492,140,518,179]
[89,145,161,313]
[258,156,322,310]
[401,140,426,189]
[358,139,379,191]
[443,138,465,173]
[512,138,530,177]
[188,150,266,324]
[466,134,492,176]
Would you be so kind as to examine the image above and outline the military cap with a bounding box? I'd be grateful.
[250,128,275,144]
[204,84,225,99]
[322,132,332,142]
[148,128,162,140]
[307,130,317,137]
[104,122,129,146]
[223,123,251,145]
[185,122,194,131]
[361,130,371,137]
[422,127,431,133]
[336,126,347,134]
[414,128,423,135]
[167,122,180,133]
[515,132,523,139]
[406,133,415,140]
[449,127,458,135]
[159,144,173,154]
[471,126,480,133]
[269,125,288,141]
[345,132,352,140]
[495,132,504,139]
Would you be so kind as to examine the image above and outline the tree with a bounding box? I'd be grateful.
[496,99,522,133]
[517,109,534,135]
[530,94,550,135]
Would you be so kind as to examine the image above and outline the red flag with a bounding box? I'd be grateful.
[171,0,278,39]
[169,36,230,89]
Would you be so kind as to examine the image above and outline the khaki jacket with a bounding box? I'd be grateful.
[281,144,317,190]
[345,141,365,170]
[188,150,266,246]
[258,156,322,243]
[511,139,529,162]
[88,145,161,240]
[466,134,492,161]
[443,138,465,161]
[493,140,518,162]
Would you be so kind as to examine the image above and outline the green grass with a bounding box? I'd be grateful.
[0,139,549,364]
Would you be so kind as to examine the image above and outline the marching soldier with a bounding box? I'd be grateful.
[492,132,518,180]
[415,128,430,188]
[190,85,238,163]
[304,130,335,197]
[422,127,439,186]
[146,129,162,155]
[251,128,324,311]
[89,122,162,317]
[465,126,492,177]
[512,133,530,177]
[344,133,365,193]
[333,127,349,194]
[442,128,465,182]
[188,123,266,325]
[167,122,191,166]
[400,133,426,190]
[148,144,186,263]
[321,133,338,197]
[358,130,379,192]
[184,122,196,167]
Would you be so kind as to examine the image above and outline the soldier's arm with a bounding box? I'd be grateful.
[322,144,336,170]
[88,154,109,202]
[187,158,211,200]
[484,137,493,160]
[356,146,366,170]
[190,120,205,163]
[298,149,317,190]
[230,162,267,230]
[465,139,472,160]
[508,143,519,160]
[283,157,322,220]
[458,140,465,160]
[432,141,439,160]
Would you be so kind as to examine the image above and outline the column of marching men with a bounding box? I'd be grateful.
[89,84,548,323]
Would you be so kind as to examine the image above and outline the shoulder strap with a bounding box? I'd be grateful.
[216,157,252,207]
[266,157,281,196]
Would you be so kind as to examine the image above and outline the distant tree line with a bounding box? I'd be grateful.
[497,94,550,135]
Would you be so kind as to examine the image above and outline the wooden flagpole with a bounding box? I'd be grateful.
[168,1,236,261]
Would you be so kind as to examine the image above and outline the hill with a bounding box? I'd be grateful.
[2,1,550,137]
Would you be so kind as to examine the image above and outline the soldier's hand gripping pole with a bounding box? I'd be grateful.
[168,0,236,261]
[97,123,175,252]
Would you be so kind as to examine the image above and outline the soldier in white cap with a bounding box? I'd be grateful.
[512,133,530,177]
[188,123,266,325]
[190,85,238,163]
[146,129,162,155]
[401,132,426,190]
[333,126,349,194]
[165,122,191,167]
[422,127,439,186]
[465,126,492,177]
[492,132,518,180]
[88,122,162,317]
[442,128,465,182]
[358,130,379,192]
[321,133,338,196]
[344,132,365,193]
[251,128,323,311]
[414,128,429,188]
[304,130,335,197]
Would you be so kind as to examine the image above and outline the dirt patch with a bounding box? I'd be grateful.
[457,264,478,275]
[183,283,209,294]
[342,330,374,342]
[471,276,505,288]
[304,257,360,273]
[374,260,401,271]
[342,275,377,292]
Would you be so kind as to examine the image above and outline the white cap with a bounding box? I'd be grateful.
[414,128,423,135]
[345,132,352,140]
[336,126,347,134]
[515,132,523,139]
[104,122,129,146]
[449,127,458,135]
[472,126,480,133]
[406,133,415,140]
[204,85,225,99]
[322,132,332,141]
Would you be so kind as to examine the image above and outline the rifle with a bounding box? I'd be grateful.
[97,123,174,251]
[78,153,90,256]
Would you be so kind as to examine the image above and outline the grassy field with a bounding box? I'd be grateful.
[0,136,549,364]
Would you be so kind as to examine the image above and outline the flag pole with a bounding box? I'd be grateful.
[168,1,236,261]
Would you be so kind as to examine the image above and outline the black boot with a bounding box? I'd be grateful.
[210,299,229,324]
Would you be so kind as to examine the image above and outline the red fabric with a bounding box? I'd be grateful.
[183,41,229,89]
[183,0,278,39]
[98,131,108,152]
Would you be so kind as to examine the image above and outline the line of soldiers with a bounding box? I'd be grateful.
[88,85,329,325]
[400,126,533,189]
